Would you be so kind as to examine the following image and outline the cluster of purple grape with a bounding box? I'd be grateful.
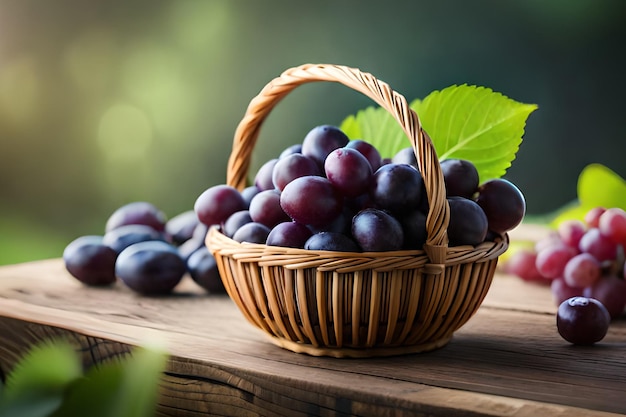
[504,206,626,344]
[63,201,224,295]
[194,125,526,253]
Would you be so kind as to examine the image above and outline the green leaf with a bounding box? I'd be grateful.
[340,85,537,183]
[0,340,82,417]
[52,344,168,417]
[550,164,626,226]
[414,85,537,182]
[578,163,626,208]
[340,105,408,159]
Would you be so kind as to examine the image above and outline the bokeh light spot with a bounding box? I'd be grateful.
[63,27,118,93]
[0,56,40,125]
[122,41,181,103]
[97,104,153,161]
[121,40,197,139]
[168,1,232,51]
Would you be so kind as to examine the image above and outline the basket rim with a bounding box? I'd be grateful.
[207,226,509,273]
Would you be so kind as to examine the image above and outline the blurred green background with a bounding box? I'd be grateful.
[1,0,625,265]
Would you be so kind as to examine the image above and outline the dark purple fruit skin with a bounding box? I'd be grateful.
[345,193,375,214]
[301,125,350,167]
[440,159,479,199]
[345,139,382,172]
[232,222,271,244]
[187,246,225,294]
[103,224,164,254]
[254,158,279,191]
[240,185,260,208]
[166,210,199,245]
[178,223,209,262]
[177,237,206,263]
[280,176,343,227]
[583,275,626,319]
[447,197,488,246]
[194,184,247,227]
[223,210,253,238]
[391,147,417,169]
[115,240,186,295]
[272,153,321,191]
[63,235,117,286]
[105,201,167,233]
[557,296,610,345]
[324,147,373,198]
[266,222,312,248]
[352,208,404,252]
[279,143,302,159]
[399,210,428,250]
[370,163,425,215]
[249,189,291,228]
[191,223,209,241]
[307,207,353,235]
[475,178,526,234]
[304,232,360,252]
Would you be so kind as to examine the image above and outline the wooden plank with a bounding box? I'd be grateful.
[0,258,625,416]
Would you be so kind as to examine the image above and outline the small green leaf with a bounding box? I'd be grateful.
[52,344,168,417]
[51,363,125,417]
[550,164,626,226]
[339,85,537,183]
[414,85,537,182]
[0,340,81,417]
[578,163,626,208]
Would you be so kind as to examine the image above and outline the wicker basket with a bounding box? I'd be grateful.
[207,64,509,358]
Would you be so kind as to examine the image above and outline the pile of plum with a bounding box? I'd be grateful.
[195,125,526,252]
[63,202,221,295]
[63,124,526,296]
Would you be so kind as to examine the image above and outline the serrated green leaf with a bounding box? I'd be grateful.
[340,106,406,159]
[0,340,81,417]
[414,84,537,182]
[550,164,626,226]
[52,344,167,417]
[339,85,537,183]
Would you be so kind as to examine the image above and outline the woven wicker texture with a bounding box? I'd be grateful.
[207,63,509,357]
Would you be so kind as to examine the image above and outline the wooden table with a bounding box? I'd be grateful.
[0,247,625,416]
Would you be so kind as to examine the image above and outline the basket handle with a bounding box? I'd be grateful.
[226,63,449,268]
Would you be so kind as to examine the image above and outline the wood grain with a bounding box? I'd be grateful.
[0,258,624,416]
